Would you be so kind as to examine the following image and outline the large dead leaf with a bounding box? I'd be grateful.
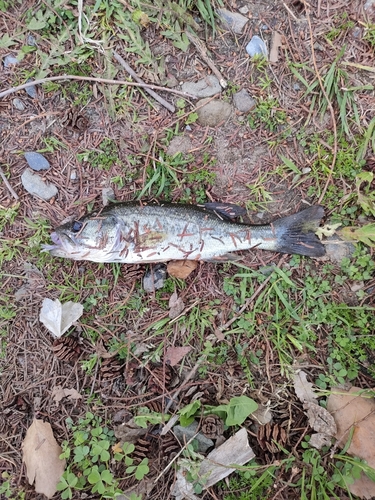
[168,292,185,319]
[303,401,337,435]
[39,298,83,338]
[293,370,318,403]
[327,387,375,499]
[51,385,82,404]
[165,346,192,366]
[22,419,66,499]
[167,260,197,279]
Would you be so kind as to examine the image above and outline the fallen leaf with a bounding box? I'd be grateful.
[303,401,337,435]
[168,292,185,319]
[112,442,123,454]
[22,419,66,499]
[39,298,83,338]
[293,370,318,403]
[270,31,282,63]
[165,346,192,366]
[200,427,255,487]
[167,260,197,279]
[315,222,342,240]
[114,418,148,445]
[327,387,375,499]
[52,386,82,404]
[309,432,332,450]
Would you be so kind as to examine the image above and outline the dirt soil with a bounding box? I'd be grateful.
[1,0,375,499]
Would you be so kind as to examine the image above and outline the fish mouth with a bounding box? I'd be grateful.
[41,232,75,254]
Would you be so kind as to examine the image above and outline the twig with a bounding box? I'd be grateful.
[0,74,197,100]
[185,30,227,88]
[305,9,337,204]
[113,51,176,112]
[282,2,298,21]
[0,165,19,200]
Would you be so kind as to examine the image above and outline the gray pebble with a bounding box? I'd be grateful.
[102,187,115,206]
[233,89,256,113]
[167,136,192,156]
[3,55,19,68]
[143,264,167,292]
[217,8,249,34]
[246,35,268,58]
[25,79,37,98]
[27,34,37,46]
[13,98,25,111]
[181,75,222,98]
[24,152,50,171]
[21,168,58,200]
[325,236,356,264]
[196,98,232,127]
[174,422,214,453]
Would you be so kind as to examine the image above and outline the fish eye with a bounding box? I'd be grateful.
[72,220,83,233]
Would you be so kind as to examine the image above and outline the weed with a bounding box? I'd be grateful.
[58,412,148,498]
[248,96,287,132]
[362,22,375,47]
[0,203,19,232]
[223,463,276,500]
[77,138,120,171]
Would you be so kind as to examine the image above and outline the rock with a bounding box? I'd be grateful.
[173,422,214,453]
[3,55,19,68]
[21,168,58,200]
[239,6,249,14]
[325,236,355,264]
[25,79,37,98]
[181,76,222,98]
[246,35,268,58]
[233,89,256,113]
[196,98,232,127]
[13,98,25,111]
[364,0,375,15]
[27,34,37,46]
[102,187,115,206]
[24,152,50,171]
[217,8,249,34]
[167,136,193,156]
[143,264,167,292]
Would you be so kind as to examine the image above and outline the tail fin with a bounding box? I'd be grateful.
[274,205,325,257]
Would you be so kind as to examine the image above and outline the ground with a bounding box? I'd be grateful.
[1,0,375,499]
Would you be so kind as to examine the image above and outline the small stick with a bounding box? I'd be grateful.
[185,30,227,88]
[0,74,197,100]
[0,165,19,200]
[113,51,175,113]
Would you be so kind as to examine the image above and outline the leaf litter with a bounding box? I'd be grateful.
[22,419,66,499]
[39,298,83,338]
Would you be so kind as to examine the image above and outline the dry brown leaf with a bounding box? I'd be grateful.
[327,387,375,499]
[168,292,185,319]
[309,432,332,450]
[22,419,66,499]
[165,346,192,366]
[167,260,197,279]
[303,401,337,435]
[52,385,82,404]
[293,370,318,403]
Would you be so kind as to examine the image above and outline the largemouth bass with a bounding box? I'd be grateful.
[42,202,325,263]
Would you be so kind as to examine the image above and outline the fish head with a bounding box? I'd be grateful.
[42,214,123,262]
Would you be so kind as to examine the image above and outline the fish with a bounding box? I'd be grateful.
[42,202,326,263]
